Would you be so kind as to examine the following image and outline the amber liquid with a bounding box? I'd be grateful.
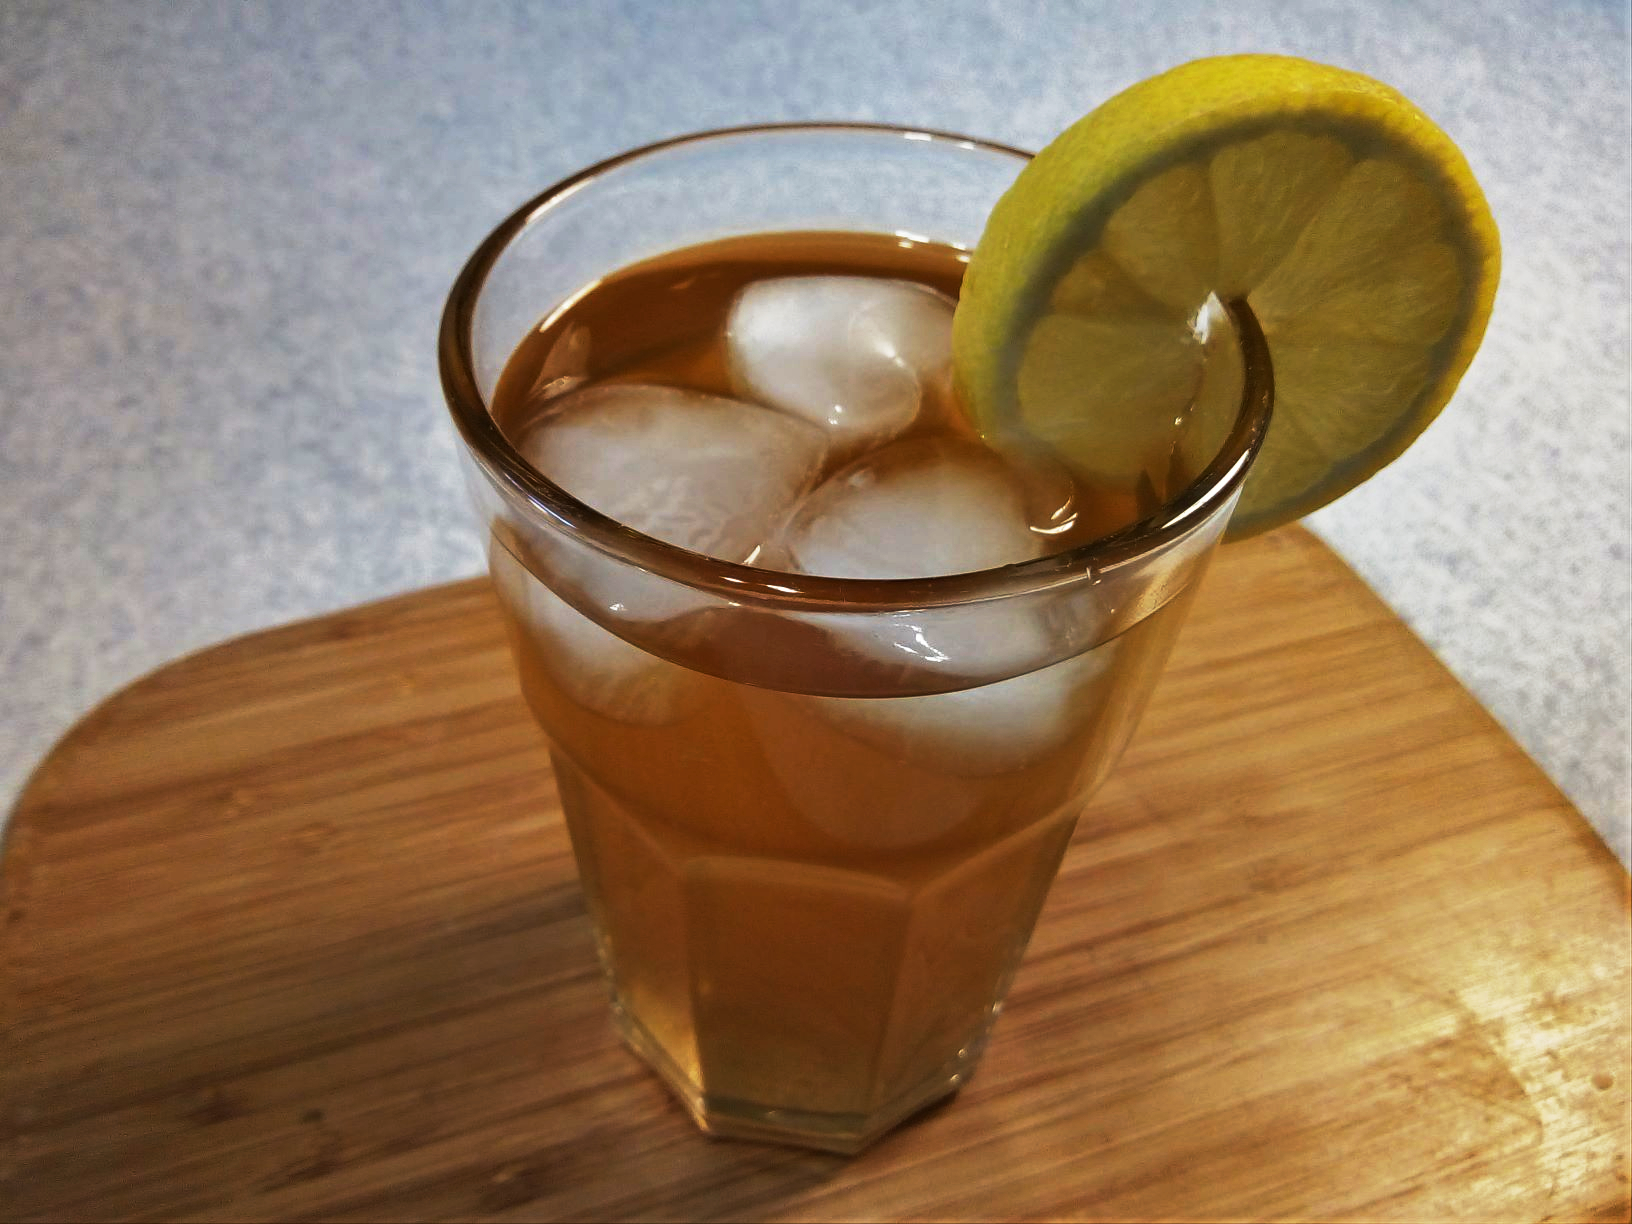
[486,232,1198,1150]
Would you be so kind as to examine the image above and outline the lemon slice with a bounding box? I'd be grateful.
[953,54,1501,538]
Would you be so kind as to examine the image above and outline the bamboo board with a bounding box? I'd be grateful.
[2,526,1627,1222]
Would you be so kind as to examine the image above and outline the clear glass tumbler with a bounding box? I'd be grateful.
[439,124,1271,1153]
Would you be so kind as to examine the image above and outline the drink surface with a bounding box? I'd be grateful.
[481,230,1203,1145]
[491,231,1162,554]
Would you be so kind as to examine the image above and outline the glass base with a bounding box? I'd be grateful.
[612,999,980,1154]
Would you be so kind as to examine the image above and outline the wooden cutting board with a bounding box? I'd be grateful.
[2,526,1627,1223]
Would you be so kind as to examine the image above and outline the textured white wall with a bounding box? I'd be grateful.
[1,0,1627,862]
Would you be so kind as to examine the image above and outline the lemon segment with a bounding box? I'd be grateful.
[953,54,1501,538]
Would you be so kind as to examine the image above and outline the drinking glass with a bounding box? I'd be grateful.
[439,124,1271,1153]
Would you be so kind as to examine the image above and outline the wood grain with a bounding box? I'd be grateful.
[2,526,1627,1223]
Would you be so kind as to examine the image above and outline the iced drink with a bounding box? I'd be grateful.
[440,126,1270,1152]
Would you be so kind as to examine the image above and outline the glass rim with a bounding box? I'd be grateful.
[438,121,1273,613]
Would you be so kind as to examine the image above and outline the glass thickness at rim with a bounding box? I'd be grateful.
[438,122,1273,615]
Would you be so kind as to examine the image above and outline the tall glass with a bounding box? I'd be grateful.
[439,125,1271,1153]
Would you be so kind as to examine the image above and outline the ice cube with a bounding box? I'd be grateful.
[726,276,955,452]
[739,683,985,846]
[772,435,1048,677]
[515,382,828,625]
[803,648,1115,777]
[518,383,828,562]
[782,435,1044,580]
[489,541,698,725]
[770,433,1114,773]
